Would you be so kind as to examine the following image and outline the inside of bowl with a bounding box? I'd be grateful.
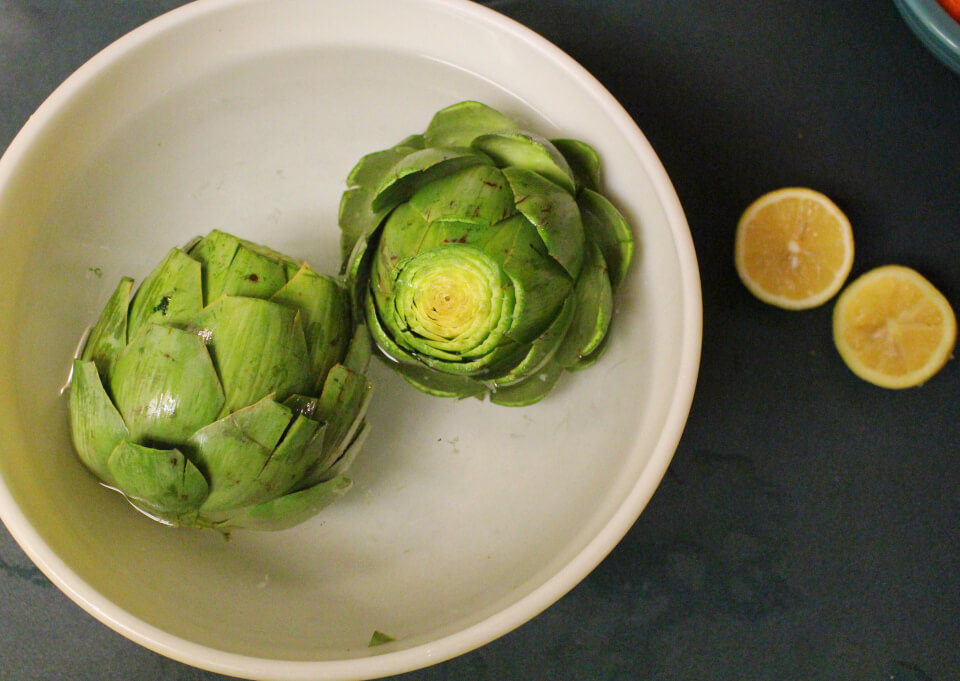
[0,0,697,668]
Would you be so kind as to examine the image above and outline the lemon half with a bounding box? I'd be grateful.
[735,187,854,309]
[833,265,956,388]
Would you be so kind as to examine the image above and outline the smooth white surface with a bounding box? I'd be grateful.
[0,0,701,679]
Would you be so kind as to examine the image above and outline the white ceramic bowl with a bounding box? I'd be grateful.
[0,0,701,679]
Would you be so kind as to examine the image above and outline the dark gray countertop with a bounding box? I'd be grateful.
[1,1,958,679]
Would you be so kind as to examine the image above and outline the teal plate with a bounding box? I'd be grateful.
[894,0,960,75]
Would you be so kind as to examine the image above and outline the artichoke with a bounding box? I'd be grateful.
[68,230,373,531]
[339,101,634,406]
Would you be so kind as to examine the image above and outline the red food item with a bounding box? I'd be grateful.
[939,0,960,23]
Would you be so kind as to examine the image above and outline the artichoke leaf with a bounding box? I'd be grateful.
[554,238,614,368]
[127,248,203,339]
[283,393,322,420]
[81,276,132,390]
[253,413,323,504]
[341,143,422,263]
[339,188,390,267]
[343,323,373,374]
[391,134,426,152]
[483,213,573,344]
[320,420,371,481]
[552,138,601,192]
[490,358,564,407]
[107,440,208,521]
[228,393,293,449]
[275,398,331,487]
[186,230,242,303]
[180,235,202,252]
[393,360,488,399]
[343,228,376,321]
[372,203,429,303]
[567,328,612,372]
[423,100,518,148]
[216,476,352,532]
[345,141,422,188]
[190,296,313,415]
[501,166,585,280]
[215,241,288,299]
[407,163,515,227]
[417,220,495,254]
[472,131,576,195]
[234,234,299,267]
[271,266,351,387]
[579,188,634,289]
[314,364,374,466]
[415,336,528,378]
[372,147,492,213]
[490,295,575,388]
[68,359,129,486]
[363,289,423,368]
[188,396,293,514]
[111,324,225,446]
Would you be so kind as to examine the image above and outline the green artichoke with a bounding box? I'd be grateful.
[339,101,634,406]
[69,230,373,531]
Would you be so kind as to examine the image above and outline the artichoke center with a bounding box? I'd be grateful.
[393,245,510,354]
[414,270,489,340]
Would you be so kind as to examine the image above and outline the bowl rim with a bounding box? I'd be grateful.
[0,0,703,678]
[894,0,960,73]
